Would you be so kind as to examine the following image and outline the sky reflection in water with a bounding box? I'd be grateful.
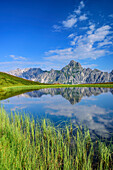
[1,87,113,139]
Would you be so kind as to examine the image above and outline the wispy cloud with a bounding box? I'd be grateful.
[97,39,112,48]
[80,26,88,30]
[79,14,88,21]
[53,1,86,31]
[74,1,85,15]
[46,24,113,61]
[9,55,27,60]
[0,60,63,72]
[50,0,113,63]
[68,33,75,38]
[53,25,61,32]
[45,48,73,56]
[62,16,77,28]
[87,24,95,34]
[82,64,98,68]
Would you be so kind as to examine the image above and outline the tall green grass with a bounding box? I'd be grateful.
[0,108,113,169]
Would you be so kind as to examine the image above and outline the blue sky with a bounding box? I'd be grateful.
[0,0,113,72]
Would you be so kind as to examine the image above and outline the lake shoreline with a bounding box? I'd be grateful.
[2,82,113,91]
[0,83,113,101]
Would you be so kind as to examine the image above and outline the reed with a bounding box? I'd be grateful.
[0,108,113,169]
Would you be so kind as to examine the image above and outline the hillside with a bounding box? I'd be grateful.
[0,72,42,87]
[9,60,113,84]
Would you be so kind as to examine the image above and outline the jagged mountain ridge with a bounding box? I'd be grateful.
[9,60,113,84]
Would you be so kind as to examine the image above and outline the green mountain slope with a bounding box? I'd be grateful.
[0,72,42,87]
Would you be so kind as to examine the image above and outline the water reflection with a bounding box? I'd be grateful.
[1,87,113,139]
[45,103,113,138]
[23,87,113,104]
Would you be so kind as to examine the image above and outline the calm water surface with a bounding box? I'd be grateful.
[1,87,113,139]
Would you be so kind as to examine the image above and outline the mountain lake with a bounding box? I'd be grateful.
[1,87,113,139]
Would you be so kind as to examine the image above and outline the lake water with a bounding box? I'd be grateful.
[1,87,113,139]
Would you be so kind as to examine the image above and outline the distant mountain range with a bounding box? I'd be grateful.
[9,60,113,84]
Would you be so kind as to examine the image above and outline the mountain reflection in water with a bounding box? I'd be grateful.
[1,87,113,139]
[23,87,113,105]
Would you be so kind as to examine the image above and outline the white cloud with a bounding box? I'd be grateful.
[46,48,73,56]
[88,25,111,43]
[49,1,113,66]
[74,9,81,15]
[70,36,79,45]
[74,1,85,15]
[53,25,61,32]
[79,14,88,21]
[98,39,112,48]
[9,55,26,60]
[87,24,95,34]
[46,24,113,61]
[62,16,77,28]
[89,24,95,30]
[68,33,75,38]
[53,1,86,30]
[70,41,76,46]
[82,64,98,68]
[80,1,85,8]
[0,60,64,72]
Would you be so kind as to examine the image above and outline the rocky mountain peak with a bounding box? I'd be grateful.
[69,60,82,68]
[8,60,113,84]
[50,69,55,72]
[28,68,43,73]
[110,70,113,74]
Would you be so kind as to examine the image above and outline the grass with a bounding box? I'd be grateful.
[0,107,113,169]
[0,71,43,87]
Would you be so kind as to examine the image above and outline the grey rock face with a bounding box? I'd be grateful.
[109,70,113,82]
[8,60,113,84]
